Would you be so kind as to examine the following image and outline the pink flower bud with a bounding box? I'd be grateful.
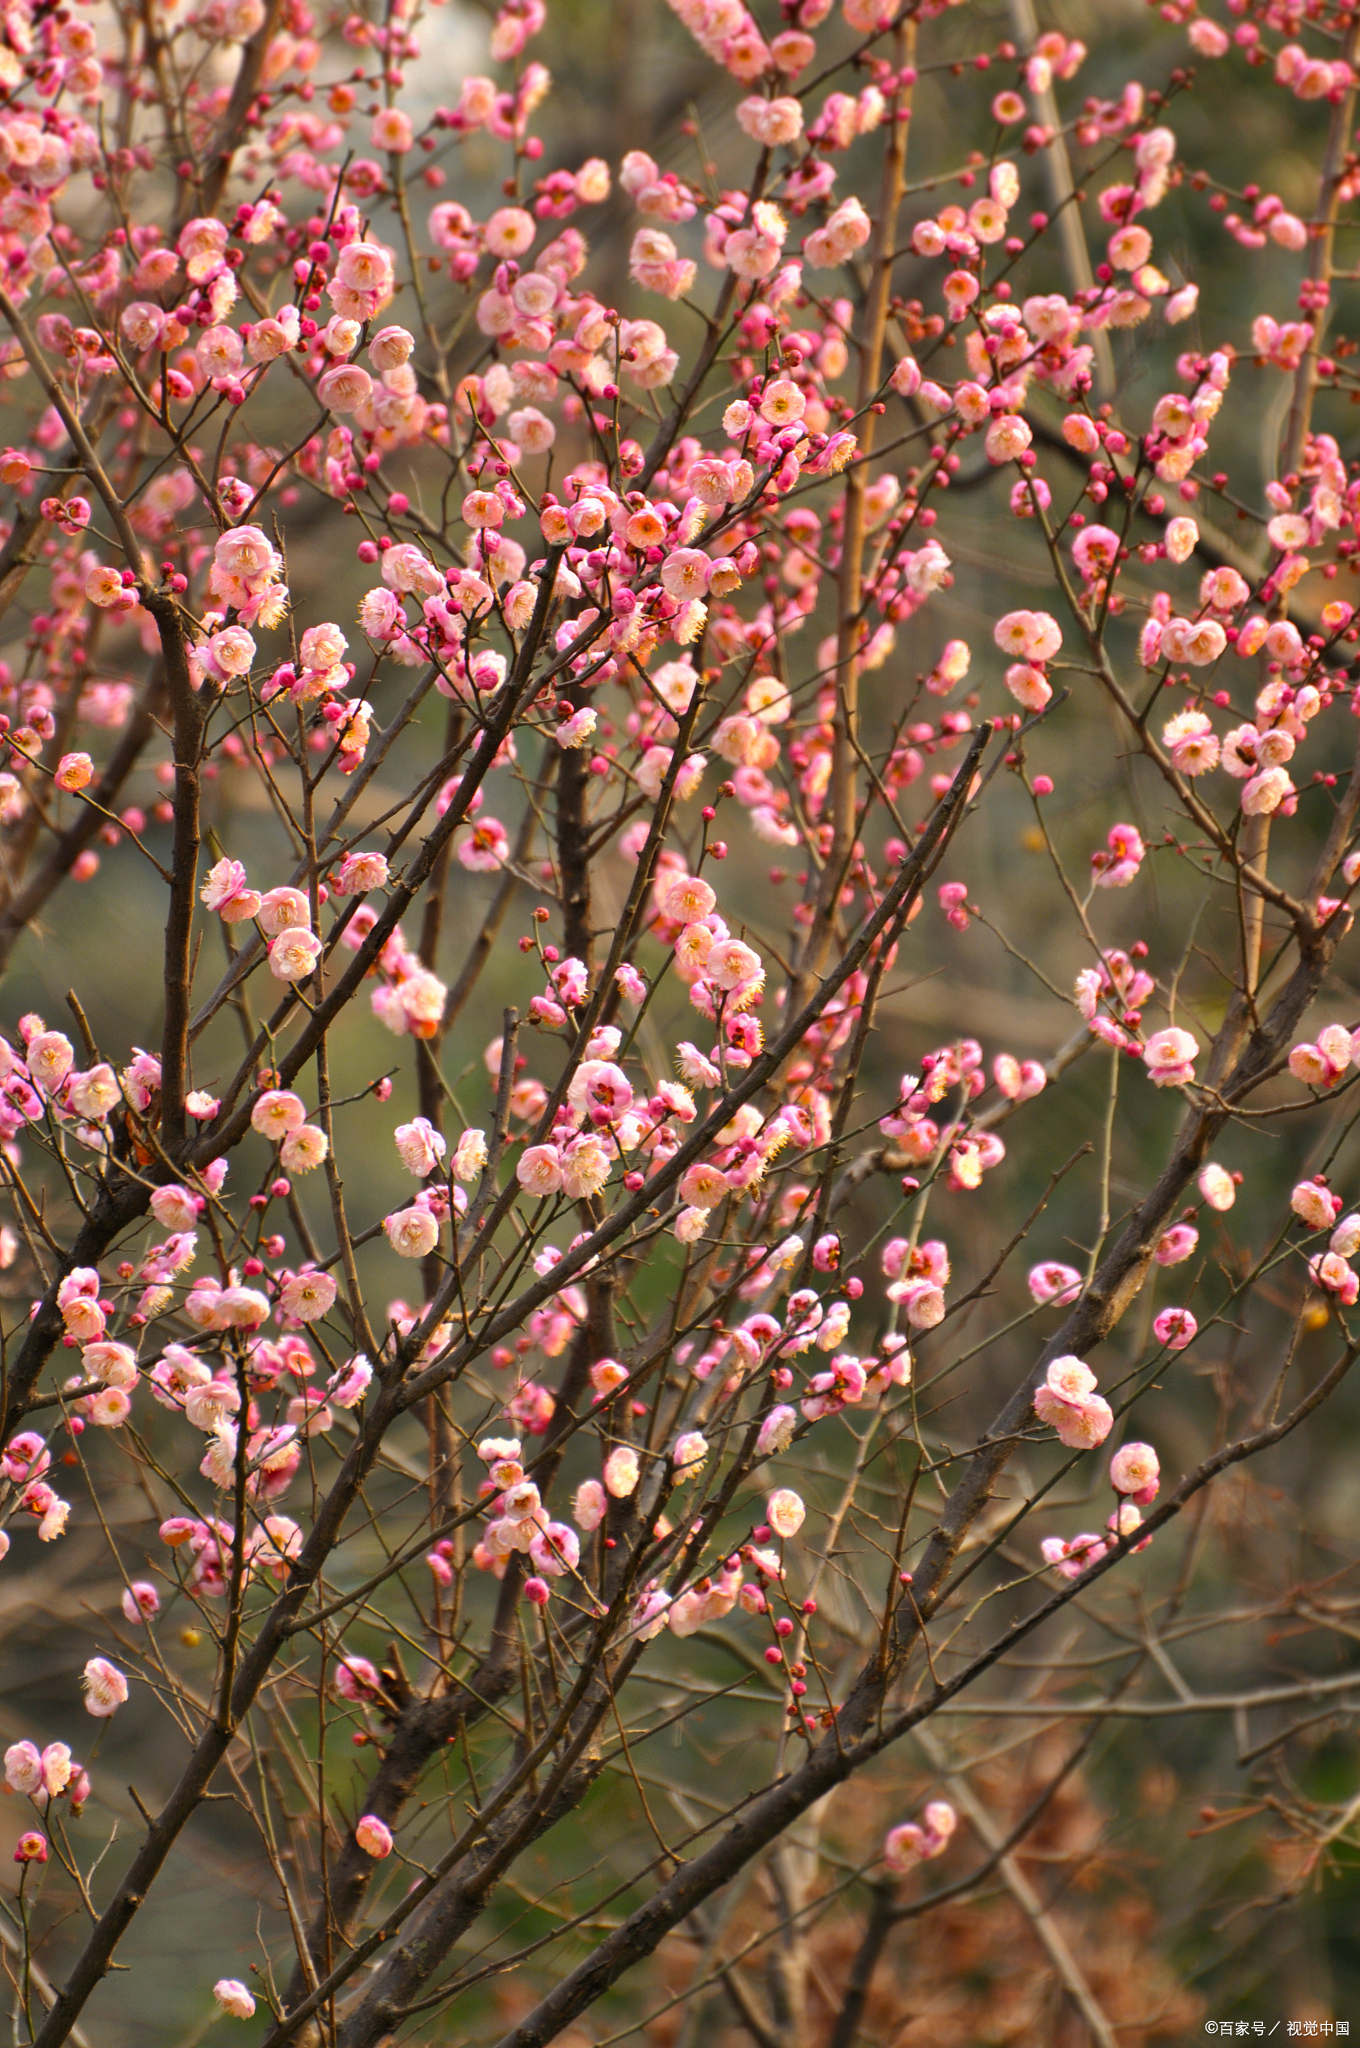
[355,1813,393,1858]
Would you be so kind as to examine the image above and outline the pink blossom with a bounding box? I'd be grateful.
[1034,1356,1113,1449]
[213,1980,256,2019]
[4,1742,42,1795]
[1310,1252,1359,1304]
[355,1813,394,1858]
[883,1802,956,1871]
[1142,1028,1198,1088]
[573,1478,607,1531]
[1154,1223,1198,1266]
[122,1581,161,1624]
[756,1404,797,1456]
[1091,822,1145,889]
[269,928,323,982]
[334,1655,381,1703]
[385,1206,440,1260]
[81,1656,128,1717]
[1198,1164,1236,1211]
[603,1445,639,1497]
[766,1487,805,1538]
[993,610,1062,662]
[1110,1442,1160,1499]
[1292,1181,1341,1230]
[1241,767,1293,816]
[394,1117,447,1175]
[1041,1532,1106,1580]
[278,1270,337,1322]
[1028,1262,1082,1306]
[1153,1307,1198,1350]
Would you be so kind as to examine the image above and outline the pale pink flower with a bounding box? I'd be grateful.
[993,610,1062,662]
[397,970,448,1039]
[371,106,412,152]
[766,1487,805,1538]
[257,885,311,936]
[27,1030,73,1094]
[1142,1028,1198,1088]
[66,1064,120,1119]
[573,1478,607,1531]
[453,1129,488,1181]
[1291,1180,1340,1229]
[1072,525,1121,580]
[603,1445,640,1498]
[1289,1041,1341,1089]
[1004,663,1052,712]
[985,413,1032,463]
[1036,1390,1115,1449]
[530,1523,580,1578]
[484,207,536,257]
[1062,413,1100,454]
[317,362,373,413]
[1110,1442,1160,1498]
[680,1162,728,1209]
[1161,708,1219,774]
[1241,767,1293,816]
[1044,1356,1097,1404]
[757,377,806,426]
[672,1431,708,1480]
[82,1341,137,1388]
[200,858,261,922]
[554,707,597,749]
[87,1387,131,1427]
[205,626,256,678]
[394,1117,447,1175]
[560,1135,611,1199]
[81,1656,128,1717]
[517,1145,564,1198]
[1189,17,1229,54]
[756,1405,797,1456]
[4,1742,42,1794]
[269,928,323,982]
[1332,1214,1360,1259]
[385,1206,439,1259]
[278,1270,337,1322]
[252,1089,307,1140]
[884,1802,956,1871]
[737,95,803,146]
[280,1125,327,1174]
[1310,1249,1359,1304]
[1034,1356,1112,1449]
[220,1284,271,1328]
[892,1280,945,1329]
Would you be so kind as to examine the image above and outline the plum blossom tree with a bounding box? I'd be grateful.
[0,0,1359,2040]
